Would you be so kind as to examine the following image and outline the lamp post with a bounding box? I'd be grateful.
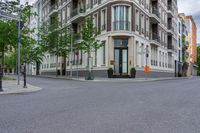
[23,64,27,88]
[70,26,73,78]
[0,64,3,92]
[145,45,149,79]
[17,14,21,85]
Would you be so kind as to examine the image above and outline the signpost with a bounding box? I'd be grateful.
[138,45,150,79]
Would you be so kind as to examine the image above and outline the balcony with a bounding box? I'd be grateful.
[167,44,176,52]
[49,4,58,16]
[74,34,82,43]
[150,7,160,23]
[102,24,106,31]
[167,24,174,35]
[113,21,130,31]
[71,6,86,22]
[167,5,174,17]
[150,32,161,46]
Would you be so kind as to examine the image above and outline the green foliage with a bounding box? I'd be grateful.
[182,34,187,63]
[2,76,16,80]
[4,52,17,69]
[197,46,200,75]
[78,17,103,55]
[0,1,41,71]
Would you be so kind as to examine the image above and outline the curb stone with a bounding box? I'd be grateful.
[0,81,43,95]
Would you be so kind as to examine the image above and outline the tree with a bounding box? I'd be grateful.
[197,46,200,75]
[39,20,73,76]
[0,1,37,75]
[78,17,103,80]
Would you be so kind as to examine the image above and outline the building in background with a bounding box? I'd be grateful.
[185,15,198,76]
[177,15,183,76]
[178,13,198,76]
[26,0,43,75]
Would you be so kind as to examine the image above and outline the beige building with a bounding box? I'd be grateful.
[40,0,178,78]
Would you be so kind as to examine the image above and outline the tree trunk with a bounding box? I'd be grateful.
[63,55,66,76]
[36,61,40,75]
[2,44,5,76]
[95,49,97,66]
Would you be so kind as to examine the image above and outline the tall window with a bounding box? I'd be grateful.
[102,41,106,65]
[101,9,107,31]
[93,13,98,31]
[113,5,129,30]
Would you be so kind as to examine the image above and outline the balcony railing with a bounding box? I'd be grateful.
[150,32,160,43]
[113,21,130,31]
[102,24,106,31]
[152,7,160,18]
[50,4,58,12]
[168,24,174,32]
[168,44,175,50]
[168,5,174,13]
[71,7,86,17]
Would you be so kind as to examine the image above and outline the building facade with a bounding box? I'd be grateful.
[40,0,178,78]
[26,0,43,75]
[178,13,198,76]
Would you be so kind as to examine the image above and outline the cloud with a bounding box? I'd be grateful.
[178,0,200,42]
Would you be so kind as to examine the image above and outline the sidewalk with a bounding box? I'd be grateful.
[29,75,191,82]
[0,80,42,95]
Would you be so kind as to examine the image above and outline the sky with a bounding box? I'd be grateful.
[19,0,200,43]
[178,0,200,43]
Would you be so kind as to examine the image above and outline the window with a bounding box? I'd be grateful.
[93,13,98,31]
[102,41,106,65]
[101,9,107,31]
[135,9,139,31]
[93,0,98,5]
[113,5,129,31]
[136,41,139,66]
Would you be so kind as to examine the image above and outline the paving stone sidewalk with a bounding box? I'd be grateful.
[0,80,42,95]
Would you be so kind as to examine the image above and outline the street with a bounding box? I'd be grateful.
[0,77,200,133]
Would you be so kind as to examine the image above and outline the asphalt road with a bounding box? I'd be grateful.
[0,77,200,133]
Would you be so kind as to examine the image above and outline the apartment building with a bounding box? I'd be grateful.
[177,16,183,76]
[178,14,198,76]
[185,15,198,76]
[40,0,178,78]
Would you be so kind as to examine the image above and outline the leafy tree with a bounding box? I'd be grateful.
[197,46,200,75]
[0,1,39,75]
[39,19,73,76]
[78,17,103,80]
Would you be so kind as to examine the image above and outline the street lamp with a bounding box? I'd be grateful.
[70,26,73,78]
[0,64,3,92]
[17,13,21,85]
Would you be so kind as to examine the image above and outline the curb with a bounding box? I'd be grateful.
[0,83,43,95]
